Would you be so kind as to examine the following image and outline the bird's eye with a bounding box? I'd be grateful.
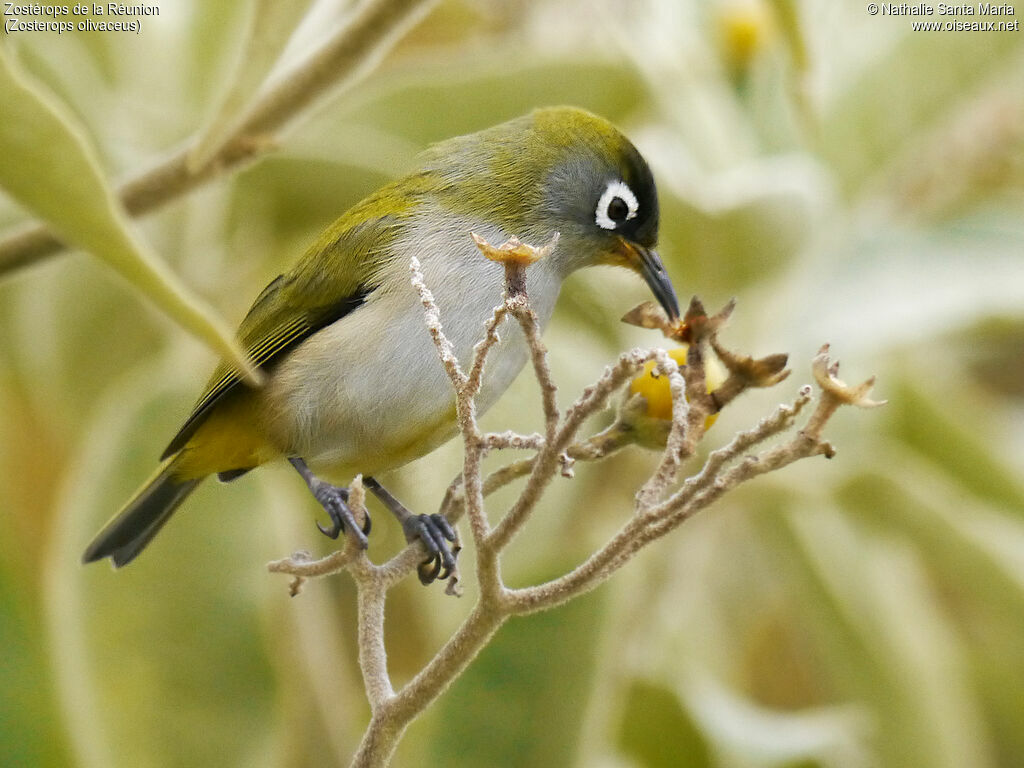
[595,180,639,230]
[607,196,629,222]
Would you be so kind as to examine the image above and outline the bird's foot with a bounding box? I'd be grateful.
[403,513,461,585]
[364,477,460,585]
[290,457,371,548]
[311,481,371,547]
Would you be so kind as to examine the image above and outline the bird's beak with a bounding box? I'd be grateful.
[618,238,680,321]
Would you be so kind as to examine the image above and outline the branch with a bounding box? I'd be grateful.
[505,387,817,615]
[487,346,654,552]
[0,0,439,276]
[264,234,882,768]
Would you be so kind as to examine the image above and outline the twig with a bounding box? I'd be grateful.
[511,299,560,440]
[0,0,439,275]
[487,347,654,552]
[633,349,687,511]
[505,386,818,615]
[264,233,881,768]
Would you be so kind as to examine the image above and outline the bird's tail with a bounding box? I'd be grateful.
[82,458,202,567]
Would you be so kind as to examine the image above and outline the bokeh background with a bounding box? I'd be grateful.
[2,0,1023,766]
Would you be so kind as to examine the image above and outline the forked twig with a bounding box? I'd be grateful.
[267,234,882,768]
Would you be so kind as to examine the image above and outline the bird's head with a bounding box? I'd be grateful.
[533,107,678,321]
[426,106,680,321]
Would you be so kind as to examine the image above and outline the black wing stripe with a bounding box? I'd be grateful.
[193,317,307,416]
[159,318,308,459]
[160,287,372,461]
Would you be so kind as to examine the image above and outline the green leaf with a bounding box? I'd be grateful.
[835,470,1024,763]
[617,679,711,768]
[780,218,1024,356]
[0,560,71,766]
[657,163,818,296]
[780,509,995,768]
[405,584,608,768]
[330,56,649,148]
[187,0,316,170]
[679,675,868,768]
[0,49,258,383]
[44,361,279,768]
[836,472,1024,614]
[885,378,1024,517]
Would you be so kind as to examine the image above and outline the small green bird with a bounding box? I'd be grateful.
[83,106,680,580]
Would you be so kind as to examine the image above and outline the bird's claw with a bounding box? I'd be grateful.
[316,518,342,539]
[404,513,460,584]
[312,484,369,548]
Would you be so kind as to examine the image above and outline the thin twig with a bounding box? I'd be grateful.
[487,348,655,552]
[634,349,687,511]
[264,233,881,768]
[0,0,439,275]
[653,385,815,519]
[505,386,819,615]
[409,256,468,388]
[481,431,546,452]
[511,301,560,440]
[466,305,510,399]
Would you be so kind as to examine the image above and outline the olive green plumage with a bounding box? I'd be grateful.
[83,106,678,568]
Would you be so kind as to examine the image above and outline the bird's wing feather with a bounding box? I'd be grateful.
[161,188,415,459]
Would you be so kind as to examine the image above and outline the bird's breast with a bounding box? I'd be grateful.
[259,216,563,479]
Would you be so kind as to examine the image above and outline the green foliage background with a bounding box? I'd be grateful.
[1,1,1023,766]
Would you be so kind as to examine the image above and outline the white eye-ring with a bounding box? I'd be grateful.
[595,180,639,230]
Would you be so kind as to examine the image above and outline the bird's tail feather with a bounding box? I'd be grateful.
[82,459,202,567]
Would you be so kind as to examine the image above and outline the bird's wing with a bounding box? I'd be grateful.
[160,197,411,460]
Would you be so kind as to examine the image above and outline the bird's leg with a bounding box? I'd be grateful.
[289,457,370,548]
[363,476,460,584]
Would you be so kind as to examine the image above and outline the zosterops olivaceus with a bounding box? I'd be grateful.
[83,106,680,579]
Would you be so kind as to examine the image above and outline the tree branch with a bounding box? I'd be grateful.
[265,234,882,768]
[0,0,439,276]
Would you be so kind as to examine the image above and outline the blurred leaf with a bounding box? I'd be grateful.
[186,0,254,112]
[4,255,168,435]
[229,156,390,258]
[739,605,832,717]
[0,371,71,580]
[658,163,818,295]
[885,377,1024,517]
[45,361,279,768]
[820,19,1023,196]
[780,509,995,768]
[258,471,368,764]
[332,56,650,148]
[617,678,711,768]
[881,88,1024,222]
[680,674,870,768]
[0,48,257,382]
[959,316,1024,399]
[632,120,826,296]
[836,470,1024,765]
[836,472,1024,615]
[406,583,608,767]
[776,217,1024,357]
[0,561,71,767]
[767,0,809,74]
[188,0,316,170]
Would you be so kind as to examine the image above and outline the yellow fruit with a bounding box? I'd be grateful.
[629,346,726,431]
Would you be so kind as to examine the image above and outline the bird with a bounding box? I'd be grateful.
[82,106,681,582]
